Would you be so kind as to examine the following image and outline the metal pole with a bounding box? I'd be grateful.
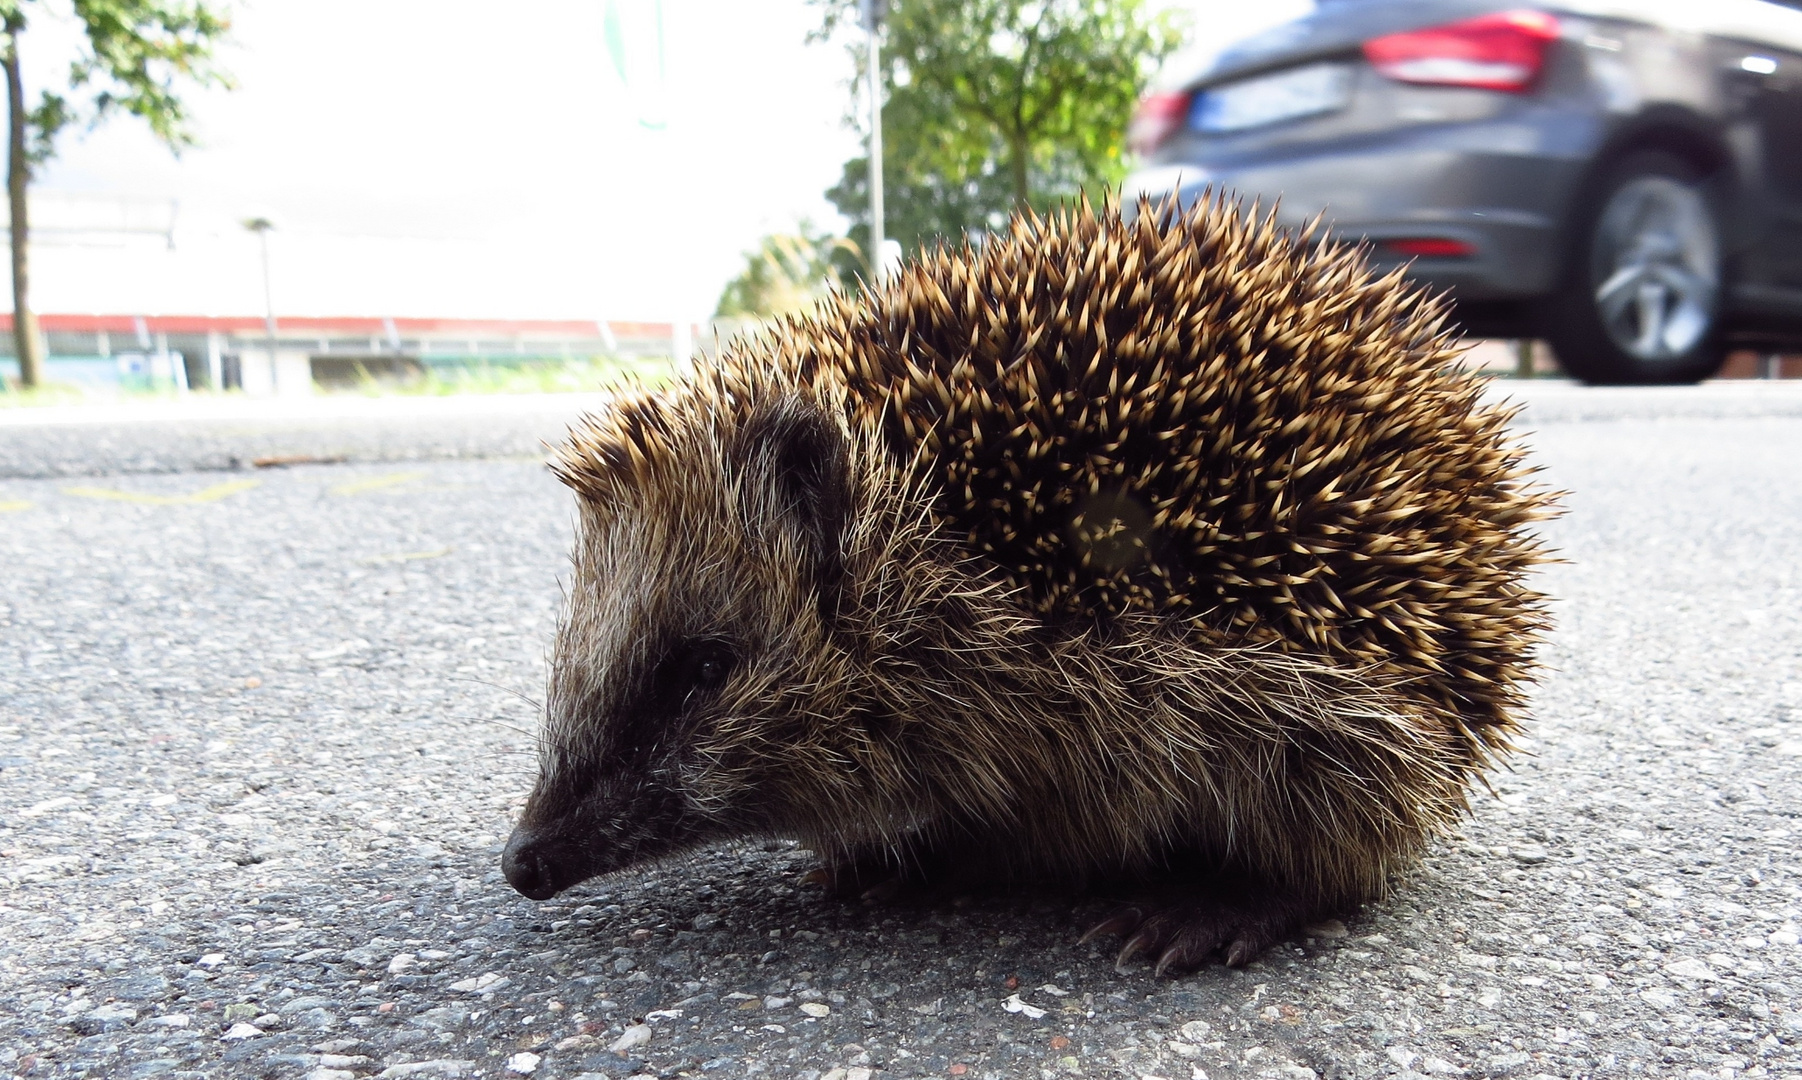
[259,230,275,370]
[206,330,222,390]
[1514,338,1535,379]
[862,0,886,282]
[244,218,277,387]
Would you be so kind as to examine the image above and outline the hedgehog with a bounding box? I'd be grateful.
[501,195,1555,975]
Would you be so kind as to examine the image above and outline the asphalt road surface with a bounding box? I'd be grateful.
[3,383,1801,1080]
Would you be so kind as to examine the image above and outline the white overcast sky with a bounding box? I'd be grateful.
[19,0,1312,322]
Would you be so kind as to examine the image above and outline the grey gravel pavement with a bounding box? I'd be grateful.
[2,389,1801,1080]
[0,394,616,480]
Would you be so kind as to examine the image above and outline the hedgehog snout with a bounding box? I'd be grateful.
[502,769,696,900]
[501,825,579,901]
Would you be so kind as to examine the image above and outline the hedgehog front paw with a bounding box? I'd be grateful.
[801,839,959,904]
[1081,890,1327,976]
[802,838,985,906]
[799,861,910,904]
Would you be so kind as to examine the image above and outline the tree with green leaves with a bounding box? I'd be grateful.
[816,0,1181,261]
[715,224,857,319]
[2,0,230,388]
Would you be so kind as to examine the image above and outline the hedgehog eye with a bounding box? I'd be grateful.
[652,639,736,711]
[686,646,733,694]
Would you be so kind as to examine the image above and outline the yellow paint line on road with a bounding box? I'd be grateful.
[62,479,262,505]
[0,500,33,512]
[361,546,453,565]
[331,471,425,496]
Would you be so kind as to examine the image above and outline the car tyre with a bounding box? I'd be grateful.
[1542,151,1726,385]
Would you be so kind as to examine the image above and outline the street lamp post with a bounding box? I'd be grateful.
[242,217,276,389]
[859,0,886,282]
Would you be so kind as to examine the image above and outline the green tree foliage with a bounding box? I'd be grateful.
[2,0,230,388]
[714,225,856,319]
[816,0,1181,260]
[822,149,1014,281]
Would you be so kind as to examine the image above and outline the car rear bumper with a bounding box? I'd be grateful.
[1124,125,1592,302]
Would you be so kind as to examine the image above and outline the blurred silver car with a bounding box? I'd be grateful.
[1124,0,1802,383]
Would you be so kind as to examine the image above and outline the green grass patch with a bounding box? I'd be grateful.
[0,381,96,408]
[369,354,676,396]
[0,354,677,405]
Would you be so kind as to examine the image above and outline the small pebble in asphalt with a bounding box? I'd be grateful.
[609,1022,653,1053]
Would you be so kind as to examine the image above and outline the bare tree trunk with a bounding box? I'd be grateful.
[3,19,40,390]
[1008,135,1030,212]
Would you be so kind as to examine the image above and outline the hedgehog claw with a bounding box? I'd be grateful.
[1082,891,1325,976]
[1153,942,1197,979]
[1224,936,1261,968]
[1115,929,1158,974]
[805,854,912,901]
[1153,922,1230,977]
[1080,908,1144,945]
[859,879,904,904]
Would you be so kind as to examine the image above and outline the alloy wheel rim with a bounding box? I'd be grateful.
[1591,176,1719,362]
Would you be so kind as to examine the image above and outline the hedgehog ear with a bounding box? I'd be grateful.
[742,404,850,617]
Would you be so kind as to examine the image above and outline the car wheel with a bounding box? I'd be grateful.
[1543,152,1725,385]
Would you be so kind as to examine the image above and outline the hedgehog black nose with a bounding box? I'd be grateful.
[501,828,564,901]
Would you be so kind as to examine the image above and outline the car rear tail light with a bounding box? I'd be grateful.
[1363,9,1561,92]
[1128,91,1190,156]
[1381,237,1477,258]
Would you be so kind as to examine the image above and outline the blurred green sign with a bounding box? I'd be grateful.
[603,0,668,131]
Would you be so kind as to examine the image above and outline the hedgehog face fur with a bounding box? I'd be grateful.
[503,403,858,898]
[502,196,1556,972]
